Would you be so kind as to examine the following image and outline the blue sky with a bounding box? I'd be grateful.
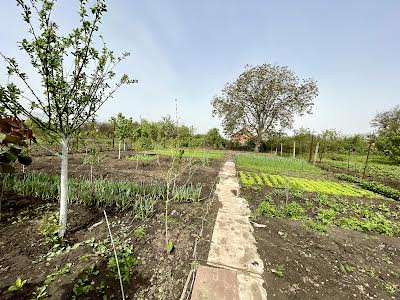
[1,0,399,135]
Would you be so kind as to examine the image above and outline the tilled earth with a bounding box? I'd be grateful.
[242,188,400,300]
[0,152,222,299]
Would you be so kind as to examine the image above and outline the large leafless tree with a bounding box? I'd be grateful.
[212,64,318,151]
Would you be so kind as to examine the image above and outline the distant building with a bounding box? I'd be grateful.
[231,128,254,145]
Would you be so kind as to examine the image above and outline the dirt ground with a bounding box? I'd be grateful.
[0,152,223,299]
[17,151,220,198]
[242,187,400,300]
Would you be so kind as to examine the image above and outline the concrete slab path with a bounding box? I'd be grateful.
[191,159,267,300]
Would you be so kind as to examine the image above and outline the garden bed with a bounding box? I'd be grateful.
[236,153,400,299]
[0,152,223,299]
[239,180,399,297]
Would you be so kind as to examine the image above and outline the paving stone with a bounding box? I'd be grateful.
[191,265,239,300]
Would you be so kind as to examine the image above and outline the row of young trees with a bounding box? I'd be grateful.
[68,114,226,156]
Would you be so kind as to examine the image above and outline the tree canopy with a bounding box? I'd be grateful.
[372,106,400,162]
[211,64,318,151]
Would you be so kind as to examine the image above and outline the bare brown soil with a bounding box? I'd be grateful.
[242,187,400,300]
[0,152,222,299]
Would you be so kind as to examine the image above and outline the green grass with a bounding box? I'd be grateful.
[146,148,225,159]
[236,154,320,175]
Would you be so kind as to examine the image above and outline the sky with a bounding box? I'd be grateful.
[1,0,399,135]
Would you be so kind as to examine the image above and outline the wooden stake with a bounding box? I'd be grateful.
[104,210,126,300]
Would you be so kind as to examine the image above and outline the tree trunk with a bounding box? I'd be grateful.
[254,135,261,152]
[280,143,283,156]
[59,136,69,237]
[313,142,319,166]
[293,141,296,158]
[123,140,126,151]
[118,140,121,159]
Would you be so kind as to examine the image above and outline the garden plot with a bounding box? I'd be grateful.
[318,154,400,190]
[236,153,321,176]
[0,150,223,299]
[237,154,400,299]
[239,171,380,198]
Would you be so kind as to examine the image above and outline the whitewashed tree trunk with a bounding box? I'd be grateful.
[118,140,121,159]
[59,136,69,237]
[123,139,126,151]
[313,142,319,166]
[293,141,296,158]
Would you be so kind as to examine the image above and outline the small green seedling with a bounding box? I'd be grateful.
[134,226,146,239]
[339,263,353,273]
[384,282,399,294]
[8,277,27,292]
[271,265,285,277]
[166,240,174,254]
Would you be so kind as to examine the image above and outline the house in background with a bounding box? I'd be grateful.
[231,128,254,145]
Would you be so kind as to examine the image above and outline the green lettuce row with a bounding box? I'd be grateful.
[239,171,380,198]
